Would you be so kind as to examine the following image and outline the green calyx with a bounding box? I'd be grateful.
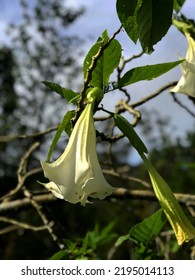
[86,87,104,102]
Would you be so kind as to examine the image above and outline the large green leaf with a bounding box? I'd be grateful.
[114,113,148,155]
[118,60,183,87]
[137,0,173,53]
[117,0,173,53]
[42,81,79,104]
[129,209,167,245]
[83,31,122,88]
[116,0,142,43]
[46,110,75,162]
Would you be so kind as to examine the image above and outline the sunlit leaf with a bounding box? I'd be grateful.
[118,60,183,87]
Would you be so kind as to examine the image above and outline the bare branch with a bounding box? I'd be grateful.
[0,125,58,143]
[0,142,40,201]
[0,216,49,233]
[103,169,151,189]
[171,93,195,118]
[23,187,65,250]
[0,225,18,235]
[112,188,195,206]
[1,188,195,214]
[0,193,55,213]
[117,50,144,79]
[130,81,178,108]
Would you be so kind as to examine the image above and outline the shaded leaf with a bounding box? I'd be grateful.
[42,81,79,104]
[116,0,142,43]
[114,113,148,155]
[129,209,167,245]
[137,0,173,53]
[118,60,183,87]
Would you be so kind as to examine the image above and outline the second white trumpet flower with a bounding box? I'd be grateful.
[172,33,195,97]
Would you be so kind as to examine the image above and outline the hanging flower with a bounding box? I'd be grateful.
[171,33,195,97]
[141,154,195,245]
[40,88,115,205]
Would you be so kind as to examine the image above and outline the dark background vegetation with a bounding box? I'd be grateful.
[0,0,195,260]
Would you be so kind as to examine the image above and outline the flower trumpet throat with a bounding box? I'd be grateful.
[40,94,115,205]
[141,154,195,245]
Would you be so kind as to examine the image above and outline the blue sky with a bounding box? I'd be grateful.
[0,0,195,150]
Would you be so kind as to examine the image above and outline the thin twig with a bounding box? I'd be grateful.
[23,187,65,250]
[171,93,195,117]
[116,99,141,126]
[96,130,124,143]
[0,142,40,201]
[117,50,144,78]
[0,216,49,232]
[0,193,55,213]
[112,188,195,206]
[0,225,18,235]
[103,169,151,189]
[130,81,178,108]
[0,125,58,143]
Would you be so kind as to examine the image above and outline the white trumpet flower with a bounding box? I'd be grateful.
[172,33,195,97]
[40,89,115,205]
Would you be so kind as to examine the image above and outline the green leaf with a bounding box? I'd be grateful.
[118,60,183,87]
[129,209,167,246]
[114,113,148,155]
[173,0,185,12]
[42,81,79,104]
[137,0,173,53]
[50,250,67,260]
[83,31,122,88]
[87,222,116,249]
[116,0,142,43]
[46,110,75,162]
[115,234,130,247]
